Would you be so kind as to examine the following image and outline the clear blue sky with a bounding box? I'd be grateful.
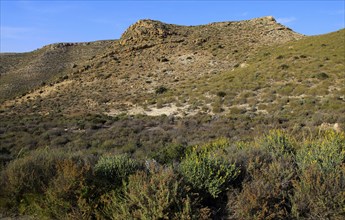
[1,1,344,52]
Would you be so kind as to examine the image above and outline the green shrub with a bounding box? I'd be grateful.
[179,141,240,198]
[260,130,295,158]
[291,131,345,219]
[103,166,205,219]
[199,137,230,152]
[3,148,65,197]
[152,143,186,164]
[295,130,345,172]
[94,154,140,186]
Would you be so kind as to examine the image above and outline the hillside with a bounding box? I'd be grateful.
[0,40,113,102]
[1,16,345,219]
[0,17,344,157]
[1,16,302,109]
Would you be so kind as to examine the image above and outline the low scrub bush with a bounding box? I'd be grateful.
[292,130,345,219]
[211,99,224,113]
[2,148,65,197]
[291,164,345,219]
[103,166,206,219]
[234,158,296,220]
[312,72,329,80]
[1,130,344,219]
[155,86,168,94]
[94,154,140,186]
[152,143,186,164]
[295,130,345,172]
[33,158,95,219]
[179,140,240,198]
[260,130,296,158]
[216,91,226,97]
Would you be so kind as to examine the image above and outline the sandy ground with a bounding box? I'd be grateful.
[106,103,197,117]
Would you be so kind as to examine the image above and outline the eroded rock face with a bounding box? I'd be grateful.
[43,42,93,50]
[119,16,302,47]
[252,16,276,23]
[120,19,178,45]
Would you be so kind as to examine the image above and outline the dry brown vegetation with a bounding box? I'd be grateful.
[0,16,344,219]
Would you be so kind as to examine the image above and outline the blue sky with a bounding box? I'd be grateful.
[1,1,344,52]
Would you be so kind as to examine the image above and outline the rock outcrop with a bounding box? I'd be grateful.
[120,19,178,45]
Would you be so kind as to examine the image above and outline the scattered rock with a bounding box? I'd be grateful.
[120,19,177,45]
[320,123,342,132]
[240,63,249,68]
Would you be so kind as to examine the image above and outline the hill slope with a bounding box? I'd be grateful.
[1,16,302,108]
[1,16,345,220]
[0,17,344,158]
[0,40,113,102]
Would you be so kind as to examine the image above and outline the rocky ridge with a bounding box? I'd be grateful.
[1,16,304,116]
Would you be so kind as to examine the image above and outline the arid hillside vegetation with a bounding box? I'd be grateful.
[0,16,344,219]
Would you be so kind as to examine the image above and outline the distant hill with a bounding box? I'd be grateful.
[0,16,344,156]
[1,16,303,111]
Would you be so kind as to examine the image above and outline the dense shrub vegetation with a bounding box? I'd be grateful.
[1,129,344,219]
[180,139,240,199]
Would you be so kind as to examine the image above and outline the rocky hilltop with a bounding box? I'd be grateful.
[120,16,298,46]
[0,16,304,115]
